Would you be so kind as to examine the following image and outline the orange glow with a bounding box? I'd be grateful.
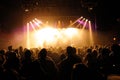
[26,18,94,48]
[89,21,94,46]
[32,27,79,48]
[113,37,116,41]
[27,23,30,49]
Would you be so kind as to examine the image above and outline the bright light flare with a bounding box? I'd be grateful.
[32,27,80,48]
[34,27,60,47]
[33,20,40,28]
[64,28,78,38]
[26,18,94,48]
[35,27,59,42]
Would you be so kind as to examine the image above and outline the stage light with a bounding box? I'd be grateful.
[27,23,30,49]
[32,20,40,28]
[83,18,85,21]
[30,21,37,32]
[113,37,116,41]
[69,16,83,26]
[26,17,94,48]
[25,9,29,12]
[35,18,42,24]
[88,20,94,46]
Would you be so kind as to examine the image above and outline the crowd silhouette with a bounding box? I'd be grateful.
[0,43,120,80]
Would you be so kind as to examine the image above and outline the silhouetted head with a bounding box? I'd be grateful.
[8,45,12,51]
[0,49,5,55]
[66,46,74,56]
[87,48,92,53]
[19,46,23,51]
[72,47,76,54]
[92,50,98,57]
[24,49,32,58]
[38,48,47,59]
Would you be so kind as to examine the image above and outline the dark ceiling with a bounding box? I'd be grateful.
[0,0,120,32]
